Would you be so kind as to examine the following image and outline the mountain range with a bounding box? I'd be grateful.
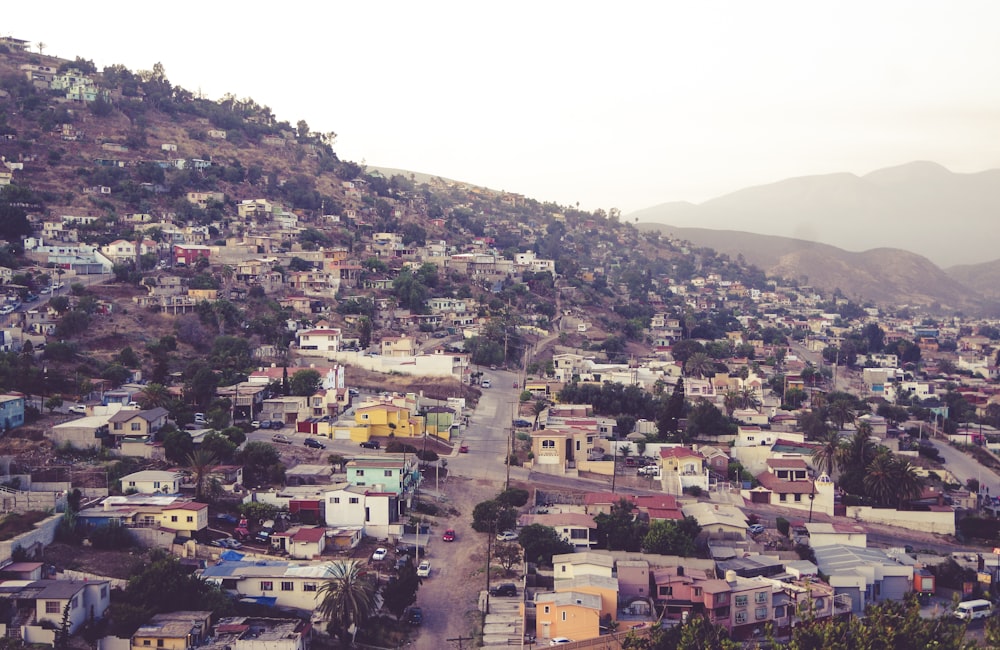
[630,162,1000,314]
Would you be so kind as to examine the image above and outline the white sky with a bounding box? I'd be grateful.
[5,1,1000,213]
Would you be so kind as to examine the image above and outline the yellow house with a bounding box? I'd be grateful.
[157,501,209,537]
[351,404,426,441]
[380,335,416,357]
[557,574,619,620]
[532,591,602,643]
[530,430,569,472]
[132,610,213,650]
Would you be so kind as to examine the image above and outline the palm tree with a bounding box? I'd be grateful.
[827,399,856,430]
[845,422,878,470]
[889,457,924,508]
[811,430,845,478]
[738,386,761,412]
[186,449,217,501]
[140,382,171,409]
[723,390,740,418]
[864,453,897,506]
[315,561,378,642]
[531,399,548,431]
[684,352,715,379]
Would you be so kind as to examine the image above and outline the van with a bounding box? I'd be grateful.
[954,599,992,620]
[194,412,206,423]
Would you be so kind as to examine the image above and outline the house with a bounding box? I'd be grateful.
[173,245,212,266]
[107,408,169,442]
[532,591,601,645]
[747,461,836,516]
[206,616,310,650]
[0,579,111,635]
[812,545,913,615]
[121,470,183,495]
[344,458,418,499]
[379,335,416,357]
[802,522,867,549]
[351,403,425,441]
[658,447,709,495]
[552,552,614,580]
[324,484,401,539]
[680,502,748,540]
[518,513,597,548]
[200,560,347,614]
[261,396,309,427]
[297,328,341,354]
[651,564,732,627]
[269,526,326,559]
[529,429,570,474]
[0,394,25,432]
[132,611,213,650]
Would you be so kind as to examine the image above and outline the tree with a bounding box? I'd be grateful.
[162,429,195,464]
[237,441,284,486]
[685,401,735,438]
[811,430,845,477]
[472,499,518,535]
[531,398,548,430]
[517,524,574,566]
[864,453,924,508]
[642,516,701,556]
[289,369,322,396]
[139,383,171,409]
[382,557,420,620]
[494,542,522,573]
[656,378,685,437]
[44,395,64,413]
[684,352,715,379]
[186,449,217,501]
[315,561,377,642]
[594,498,647,551]
[496,487,529,507]
[828,398,856,430]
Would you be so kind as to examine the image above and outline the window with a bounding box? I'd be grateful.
[660,586,673,597]
[561,612,567,622]
[774,605,785,618]
[330,497,340,504]
[735,595,748,607]
[128,481,136,487]
[735,610,747,624]
[143,641,151,647]
[570,529,587,539]
[814,597,825,610]
[541,440,555,449]
[281,581,294,591]
[186,516,193,522]
[304,583,317,592]
[349,497,359,504]
[154,482,161,489]
[794,494,802,502]
[384,470,392,477]
[755,606,767,620]
[779,493,787,502]
[157,640,164,647]
[171,516,178,522]
[132,422,142,431]
[45,601,60,614]
[543,606,550,614]
[356,470,364,476]
[101,586,108,598]
[261,581,273,591]
[755,591,767,604]
[693,587,702,597]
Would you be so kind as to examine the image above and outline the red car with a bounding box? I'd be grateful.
[442,529,456,542]
[459,444,469,453]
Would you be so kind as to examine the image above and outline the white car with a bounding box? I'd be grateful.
[550,638,573,646]
[496,530,518,542]
[416,561,431,577]
[68,405,87,415]
[371,547,388,561]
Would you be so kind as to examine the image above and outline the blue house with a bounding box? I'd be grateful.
[0,394,25,432]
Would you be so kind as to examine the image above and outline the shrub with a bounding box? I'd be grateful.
[89,521,133,549]
[685,485,703,497]
[776,517,790,537]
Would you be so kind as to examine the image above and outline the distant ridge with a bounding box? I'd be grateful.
[629,161,1000,268]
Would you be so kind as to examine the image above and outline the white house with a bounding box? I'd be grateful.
[121,470,183,494]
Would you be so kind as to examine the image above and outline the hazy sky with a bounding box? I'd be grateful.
[6,2,1000,213]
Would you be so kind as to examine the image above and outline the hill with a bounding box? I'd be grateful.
[635,223,990,313]
[947,259,1000,304]
[629,161,1000,269]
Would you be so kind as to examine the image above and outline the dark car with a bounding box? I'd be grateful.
[360,440,381,449]
[304,438,326,449]
[513,419,531,428]
[258,420,272,429]
[270,420,284,429]
[406,607,423,625]
[490,583,517,597]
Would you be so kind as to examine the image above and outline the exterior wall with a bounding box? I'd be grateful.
[325,491,366,526]
[323,350,460,379]
[157,506,208,534]
[535,603,600,643]
[0,514,60,560]
[844,506,955,535]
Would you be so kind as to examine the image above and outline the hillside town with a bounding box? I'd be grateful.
[1,36,1000,650]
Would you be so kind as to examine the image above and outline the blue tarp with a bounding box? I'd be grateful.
[219,549,245,561]
[239,596,277,606]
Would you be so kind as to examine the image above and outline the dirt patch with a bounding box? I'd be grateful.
[345,366,480,404]
[43,542,147,580]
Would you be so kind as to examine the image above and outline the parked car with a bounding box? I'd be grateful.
[490,583,517,597]
[270,420,284,429]
[513,419,531,428]
[216,513,239,524]
[637,465,661,477]
[459,444,469,453]
[250,420,261,428]
[416,561,431,577]
[481,379,491,388]
[442,529,456,542]
[304,438,326,449]
[748,524,766,535]
[360,440,381,449]
[371,547,388,561]
[271,433,292,444]
[550,638,573,645]
[406,607,423,625]
[68,404,87,415]
[496,530,518,542]
[258,420,272,429]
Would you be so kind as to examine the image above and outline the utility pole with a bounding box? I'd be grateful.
[505,427,512,490]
